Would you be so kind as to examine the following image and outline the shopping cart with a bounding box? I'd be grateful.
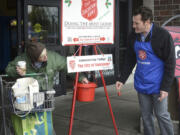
[0,73,56,135]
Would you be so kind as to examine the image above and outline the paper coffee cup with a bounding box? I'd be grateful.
[17,61,26,72]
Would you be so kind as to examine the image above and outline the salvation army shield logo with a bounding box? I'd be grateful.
[81,0,98,21]
[138,50,147,60]
[69,60,76,70]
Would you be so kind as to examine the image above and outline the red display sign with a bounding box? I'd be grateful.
[165,26,180,77]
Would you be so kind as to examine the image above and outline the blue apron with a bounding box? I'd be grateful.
[134,25,164,94]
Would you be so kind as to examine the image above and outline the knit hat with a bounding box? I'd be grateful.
[26,42,45,63]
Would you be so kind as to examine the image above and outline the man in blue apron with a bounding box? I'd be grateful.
[116,6,175,135]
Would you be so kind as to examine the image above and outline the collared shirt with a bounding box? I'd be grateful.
[141,24,153,42]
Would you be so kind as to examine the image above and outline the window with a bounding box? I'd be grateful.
[27,5,58,45]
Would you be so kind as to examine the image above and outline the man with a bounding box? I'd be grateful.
[116,6,175,135]
[6,41,88,89]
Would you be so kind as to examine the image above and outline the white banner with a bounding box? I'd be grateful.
[61,0,115,46]
[67,54,113,73]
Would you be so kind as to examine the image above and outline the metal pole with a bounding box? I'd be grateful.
[0,76,7,135]
[127,0,132,35]
[17,0,22,55]
[161,15,180,27]
[68,45,82,135]
[93,45,119,135]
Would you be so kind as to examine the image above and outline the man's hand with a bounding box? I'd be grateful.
[16,66,26,76]
[116,81,123,95]
[158,90,168,102]
[81,77,89,84]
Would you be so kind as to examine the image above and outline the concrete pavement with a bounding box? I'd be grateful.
[53,75,142,135]
[52,74,179,135]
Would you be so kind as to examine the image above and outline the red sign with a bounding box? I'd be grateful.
[81,0,98,21]
[165,26,180,76]
[138,50,147,60]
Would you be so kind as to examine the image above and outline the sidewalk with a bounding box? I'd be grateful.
[52,74,179,135]
[53,75,143,135]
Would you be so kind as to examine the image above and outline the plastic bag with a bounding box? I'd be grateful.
[11,111,54,135]
[12,77,42,111]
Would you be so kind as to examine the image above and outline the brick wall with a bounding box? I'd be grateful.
[154,0,180,26]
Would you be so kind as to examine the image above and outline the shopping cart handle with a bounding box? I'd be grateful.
[0,73,45,77]
[25,73,45,76]
[0,75,8,77]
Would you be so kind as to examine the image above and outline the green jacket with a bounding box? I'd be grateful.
[6,50,84,90]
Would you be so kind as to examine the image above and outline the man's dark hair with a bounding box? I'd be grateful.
[133,6,153,23]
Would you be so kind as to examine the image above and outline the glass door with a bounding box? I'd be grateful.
[24,0,66,96]
[27,5,59,45]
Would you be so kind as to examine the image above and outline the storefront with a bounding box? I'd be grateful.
[0,0,142,96]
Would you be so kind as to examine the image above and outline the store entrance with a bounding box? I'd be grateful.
[0,0,143,95]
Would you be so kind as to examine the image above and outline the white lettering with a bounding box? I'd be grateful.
[137,60,150,65]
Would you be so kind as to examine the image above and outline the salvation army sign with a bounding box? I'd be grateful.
[67,54,113,73]
[165,26,180,76]
[61,0,115,46]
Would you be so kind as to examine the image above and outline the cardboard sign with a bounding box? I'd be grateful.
[165,26,180,76]
[67,54,113,73]
[61,0,115,45]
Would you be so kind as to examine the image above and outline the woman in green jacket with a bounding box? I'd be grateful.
[6,42,88,89]
[5,42,88,135]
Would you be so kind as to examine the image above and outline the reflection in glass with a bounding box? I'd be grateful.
[27,5,58,45]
